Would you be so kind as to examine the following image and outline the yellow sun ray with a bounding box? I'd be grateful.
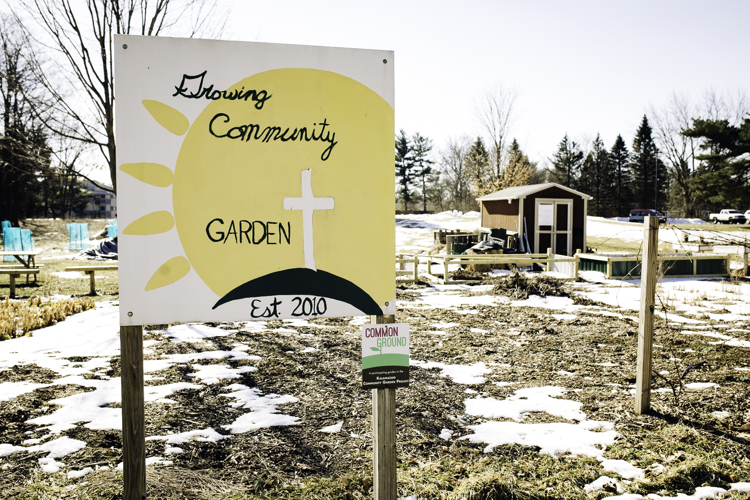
[123,211,175,235]
[120,162,174,187]
[142,100,189,135]
[145,257,191,291]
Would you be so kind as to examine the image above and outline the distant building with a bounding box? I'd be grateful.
[81,180,117,218]
[477,182,591,256]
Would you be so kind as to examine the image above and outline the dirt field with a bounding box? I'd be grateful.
[1,220,749,499]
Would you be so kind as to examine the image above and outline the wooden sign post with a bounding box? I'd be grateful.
[635,216,659,415]
[120,325,146,499]
[371,314,397,500]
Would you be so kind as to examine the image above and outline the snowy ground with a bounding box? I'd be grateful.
[1,213,749,498]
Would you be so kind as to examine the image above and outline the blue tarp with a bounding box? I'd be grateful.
[67,223,90,251]
[3,227,33,261]
[107,220,118,238]
[1,221,11,262]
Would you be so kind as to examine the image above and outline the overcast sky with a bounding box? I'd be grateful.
[222,0,749,167]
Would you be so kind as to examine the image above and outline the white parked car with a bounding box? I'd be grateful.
[745,210,750,223]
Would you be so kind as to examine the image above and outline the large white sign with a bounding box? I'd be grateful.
[115,36,395,325]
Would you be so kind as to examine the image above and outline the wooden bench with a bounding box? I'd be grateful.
[65,265,119,295]
[0,268,41,298]
[0,263,43,283]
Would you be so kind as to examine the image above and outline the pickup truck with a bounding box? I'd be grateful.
[709,209,747,224]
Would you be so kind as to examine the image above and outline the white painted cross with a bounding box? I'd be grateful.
[284,169,334,271]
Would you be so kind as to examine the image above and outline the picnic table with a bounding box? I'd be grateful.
[0,248,43,269]
[0,247,43,275]
[0,249,43,298]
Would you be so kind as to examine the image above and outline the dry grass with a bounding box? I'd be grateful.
[0,295,95,340]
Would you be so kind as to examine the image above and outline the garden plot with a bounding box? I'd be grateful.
[0,213,749,498]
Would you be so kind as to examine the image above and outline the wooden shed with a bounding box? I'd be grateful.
[477,183,591,256]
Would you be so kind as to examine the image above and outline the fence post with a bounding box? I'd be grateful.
[635,216,659,415]
[372,314,397,500]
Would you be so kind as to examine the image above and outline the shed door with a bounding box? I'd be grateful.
[534,200,572,256]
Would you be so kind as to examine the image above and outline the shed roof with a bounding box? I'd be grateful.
[476,182,592,202]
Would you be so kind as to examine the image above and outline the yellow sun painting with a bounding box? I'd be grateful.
[116,38,394,325]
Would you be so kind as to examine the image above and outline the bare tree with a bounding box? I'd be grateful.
[700,88,749,125]
[649,93,700,217]
[438,136,473,212]
[474,84,518,180]
[13,0,227,193]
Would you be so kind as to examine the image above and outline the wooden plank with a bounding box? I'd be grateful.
[635,216,659,415]
[65,266,119,271]
[371,314,397,500]
[120,325,146,500]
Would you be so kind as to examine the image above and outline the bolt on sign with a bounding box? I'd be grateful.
[362,323,409,388]
[115,36,395,324]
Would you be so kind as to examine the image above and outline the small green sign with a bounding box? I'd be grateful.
[362,323,409,388]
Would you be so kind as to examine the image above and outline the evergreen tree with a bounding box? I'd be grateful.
[682,117,750,211]
[500,139,536,189]
[630,116,667,211]
[548,134,583,189]
[395,129,416,211]
[465,137,495,196]
[411,132,434,212]
[610,135,632,217]
[578,134,615,216]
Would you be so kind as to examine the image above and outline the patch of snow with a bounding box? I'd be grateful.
[648,486,729,499]
[163,323,237,343]
[0,382,50,403]
[38,457,65,474]
[439,429,453,440]
[187,364,256,384]
[600,459,645,479]
[684,382,718,390]
[461,420,618,457]
[584,475,623,494]
[465,386,586,421]
[67,467,94,479]
[147,428,230,445]
[319,421,343,433]
[25,377,202,434]
[0,443,26,457]
[146,456,173,466]
[0,302,120,378]
[220,384,299,433]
